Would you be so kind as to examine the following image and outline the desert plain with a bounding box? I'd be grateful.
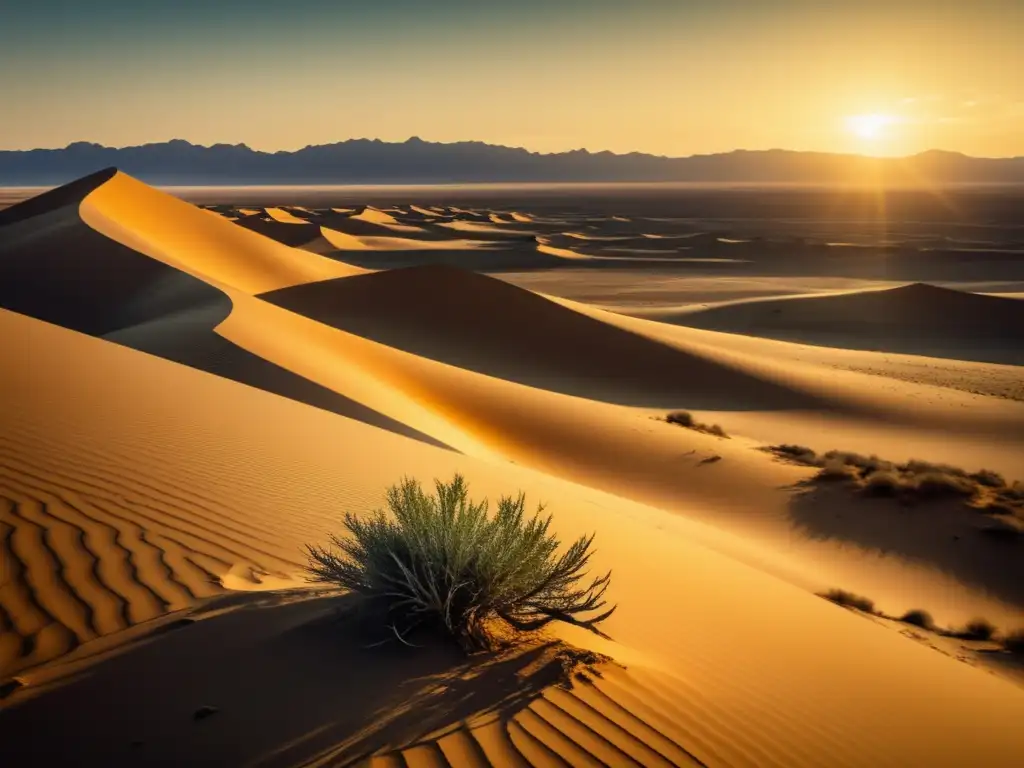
[1,171,1024,766]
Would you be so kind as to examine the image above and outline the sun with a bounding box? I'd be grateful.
[845,113,893,140]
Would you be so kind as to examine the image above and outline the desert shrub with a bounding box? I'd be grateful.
[666,411,695,428]
[957,618,997,641]
[666,411,729,438]
[1003,629,1024,655]
[861,470,903,497]
[818,458,860,482]
[305,474,615,652]
[911,472,976,500]
[823,451,893,476]
[821,589,875,613]
[970,469,1007,488]
[998,482,1024,503]
[900,609,935,630]
[767,444,819,466]
[902,459,966,478]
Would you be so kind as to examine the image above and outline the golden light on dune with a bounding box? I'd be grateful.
[845,113,895,141]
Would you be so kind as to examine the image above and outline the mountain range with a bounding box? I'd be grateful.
[1,138,1022,186]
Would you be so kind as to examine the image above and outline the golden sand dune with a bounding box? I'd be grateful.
[672,282,1024,363]
[3,309,1024,766]
[438,220,534,236]
[79,171,363,292]
[3,172,1024,765]
[319,225,491,252]
[263,207,310,224]
[259,265,831,411]
[350,206,427,233]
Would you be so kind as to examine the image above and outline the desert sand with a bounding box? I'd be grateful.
[1,170,1024,766]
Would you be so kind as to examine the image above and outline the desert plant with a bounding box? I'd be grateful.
[911,472,976,500]
[767,444,818,465]
[957,618,996,641]
[666,411,695,428]
[900,609,935,630]
[305,474,615,652]
[861,470,903,497]
[1003,629,1024,655]
[970,469,1006,488]
[823,451,893,476]
[666,411,729,438]
[818,457,860,482]
[821,589,875,613]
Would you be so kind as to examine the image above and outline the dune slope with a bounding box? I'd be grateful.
[2,309,1024,767]
[674,282,1024,363]
[260,265,833,411]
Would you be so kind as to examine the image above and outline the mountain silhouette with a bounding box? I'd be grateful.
[1,139,1022,185]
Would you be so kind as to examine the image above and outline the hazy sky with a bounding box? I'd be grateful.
[3,0,1022,157]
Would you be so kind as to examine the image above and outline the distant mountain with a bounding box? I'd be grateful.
[1,139,1022,186]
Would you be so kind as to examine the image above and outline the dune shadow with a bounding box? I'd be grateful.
[0,591,603,767]
[786,483,1024,609]
[260,265,847,412]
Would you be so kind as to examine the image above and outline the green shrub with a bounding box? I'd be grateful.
[305,474,615,652]
[821,589,875,613]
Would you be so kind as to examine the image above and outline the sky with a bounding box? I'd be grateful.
[2,0,1022,157]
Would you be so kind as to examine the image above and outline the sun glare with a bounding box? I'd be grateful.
[845,113,893,140]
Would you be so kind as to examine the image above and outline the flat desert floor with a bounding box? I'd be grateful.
[1,171,1024,766]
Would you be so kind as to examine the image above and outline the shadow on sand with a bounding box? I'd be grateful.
[786,482,1024,610]
[0,590,607,767]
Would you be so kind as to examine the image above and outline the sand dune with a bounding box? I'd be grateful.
[263,207,310,224]
[260,264,832,411]
[79,171,363,292]
[671,282,1024,364]
[3,309,1024,766]
[350,206,427,233]
[3,172,1024,765]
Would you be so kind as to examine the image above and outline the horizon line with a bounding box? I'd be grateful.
[3,138,1022,162]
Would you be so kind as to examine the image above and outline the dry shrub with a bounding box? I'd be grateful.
[766,444,819,465]
[957,618,997,641]
[900,609,935,630]
[821,589,875,613]
[306,475,615,652]
[1003,629,1024,655]
[861,470,903,497]
[666,411,729,438]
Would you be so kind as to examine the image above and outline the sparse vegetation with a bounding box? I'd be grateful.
[956,618,997,641]
[763,444,1022,515]
[820,589,875,613]
[900,609,935,630]
[305,474,616,652]
[1003,629,1024,655]
[665,411,729,438]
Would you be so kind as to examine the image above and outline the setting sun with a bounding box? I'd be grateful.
[846,113,895,141]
